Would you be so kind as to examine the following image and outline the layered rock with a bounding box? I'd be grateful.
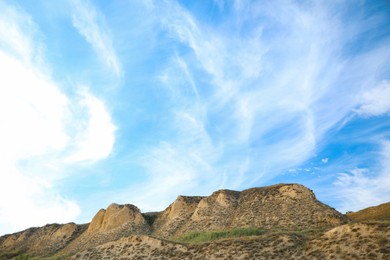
[177,190,240,235]
[59,203,151,255]
[87,203,149,233]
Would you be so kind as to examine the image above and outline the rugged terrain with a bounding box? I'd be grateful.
[1,183,389,259]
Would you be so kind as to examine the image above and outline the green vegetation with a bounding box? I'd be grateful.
[142,212,160,226]
[0,250,24,260]
[0,251,69,260]
[174,227,328,244]
[174,227,265,244]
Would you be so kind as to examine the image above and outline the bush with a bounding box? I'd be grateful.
[175,227,265,243]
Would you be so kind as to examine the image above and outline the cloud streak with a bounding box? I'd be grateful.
[117,0,390,209]
[71,0,122,77]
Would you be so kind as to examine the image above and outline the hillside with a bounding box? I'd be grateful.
[0,183,389,259]
[71,222,390,259]
[347,202,390,222]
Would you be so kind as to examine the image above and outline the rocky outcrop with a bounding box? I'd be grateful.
[58,203,151,255]
[87,203,149,233]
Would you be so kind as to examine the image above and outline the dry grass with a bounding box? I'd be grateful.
[347,202,390,222]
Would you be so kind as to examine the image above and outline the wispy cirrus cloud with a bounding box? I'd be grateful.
[117,0,390,209]
[71,0,122,77]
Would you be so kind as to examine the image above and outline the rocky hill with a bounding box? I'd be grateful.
[152,184,346,239]
[0,223,86,258]
[1,183,389,259]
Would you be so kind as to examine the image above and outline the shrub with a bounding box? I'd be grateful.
[175,227,265,244]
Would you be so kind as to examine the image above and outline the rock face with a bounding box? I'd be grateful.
[87,203,149,233]
[0,183,351,259]
[59,203,151,255]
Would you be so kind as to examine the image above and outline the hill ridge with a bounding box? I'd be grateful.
[4,183,388,259]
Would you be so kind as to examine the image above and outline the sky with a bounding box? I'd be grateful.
[0,0,389,235]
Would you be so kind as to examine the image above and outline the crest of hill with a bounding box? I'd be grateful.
[347,202,390,222]
[0,183,349,258]
[151,183,347,238]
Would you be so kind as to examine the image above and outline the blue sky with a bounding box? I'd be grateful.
[0,0,389,235]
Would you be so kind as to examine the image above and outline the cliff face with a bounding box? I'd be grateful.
[0,183,351,258]
[87,203,149,233]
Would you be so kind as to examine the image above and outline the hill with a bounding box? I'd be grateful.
[0,183,389,259]
[347,202,390,222]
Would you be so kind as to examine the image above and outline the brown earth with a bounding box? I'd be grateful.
[1,183,388,259]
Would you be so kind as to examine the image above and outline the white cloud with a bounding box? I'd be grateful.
[321,158,329,164]
[334,140,390,212]
[0,51,69,161]
[0,164,80,234]
[356,81,390,116]
[71,0,122,77]
[0,2,116,235]
[65,91,116,163]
